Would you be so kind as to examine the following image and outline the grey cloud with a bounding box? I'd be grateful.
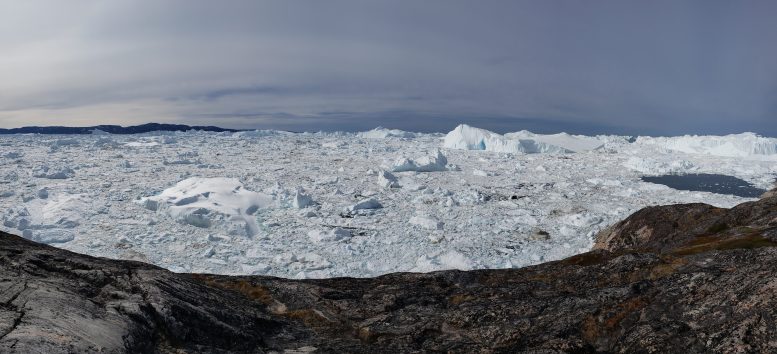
[0,0,776,135]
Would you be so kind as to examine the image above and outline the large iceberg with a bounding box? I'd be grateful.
[388,150,448,172]
[357,127,418,139]
[505,131,604,152]
[635,133,777,157]
[443,124,572,154]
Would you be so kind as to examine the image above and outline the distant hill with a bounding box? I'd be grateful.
[0,123,241,135]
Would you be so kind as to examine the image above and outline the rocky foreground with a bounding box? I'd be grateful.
[1,189,777,353]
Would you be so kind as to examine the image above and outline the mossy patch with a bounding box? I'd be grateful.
[673,235,777,256]
[705,222,729,234]
[582,297,648,344]
[449,294,475,305]
[560,252,610,267]
[648,260,685,280]
[192,276,275,305]
[603,297,647,330]
[284,309,330,327]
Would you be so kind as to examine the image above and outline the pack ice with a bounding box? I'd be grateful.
[0,125,775,279]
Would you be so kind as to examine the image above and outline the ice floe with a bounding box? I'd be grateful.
[140,177,274,237]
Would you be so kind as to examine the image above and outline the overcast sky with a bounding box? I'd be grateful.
[1,1,776,135]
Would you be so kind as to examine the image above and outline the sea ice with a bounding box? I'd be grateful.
[32,166,75,179]
[308,228,351,243]
[0,125,772,279]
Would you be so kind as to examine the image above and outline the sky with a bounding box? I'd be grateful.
[1,0,776,135]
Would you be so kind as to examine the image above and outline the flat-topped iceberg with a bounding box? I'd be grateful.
[505,131,604,152]
[635,133,777,157]
[357,127,419,139]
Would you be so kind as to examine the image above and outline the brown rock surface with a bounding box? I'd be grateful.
[1,187,776,353]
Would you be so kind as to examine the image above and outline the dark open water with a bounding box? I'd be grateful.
[641,174,767,198]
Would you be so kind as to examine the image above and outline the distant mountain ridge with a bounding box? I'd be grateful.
[0,123,241,135]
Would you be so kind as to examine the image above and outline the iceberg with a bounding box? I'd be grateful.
[443,124,571,154]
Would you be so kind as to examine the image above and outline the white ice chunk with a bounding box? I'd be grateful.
[139,177,274,237]
[23,229,75,244]
[32,166,75,179]
[409,216,443,230]
[472,169,489,177]
[240,263,271,275]
[377,170,400,188]
[413,251,473,272]
[292,190,314,209]
[308,228,351,243]
[389,150,448,172]
[348,197,383,211]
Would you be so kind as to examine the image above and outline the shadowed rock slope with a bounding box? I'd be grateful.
[1,189,777,353]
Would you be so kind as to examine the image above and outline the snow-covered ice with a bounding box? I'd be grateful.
[0,125,775,278]
[139,177,274,237]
